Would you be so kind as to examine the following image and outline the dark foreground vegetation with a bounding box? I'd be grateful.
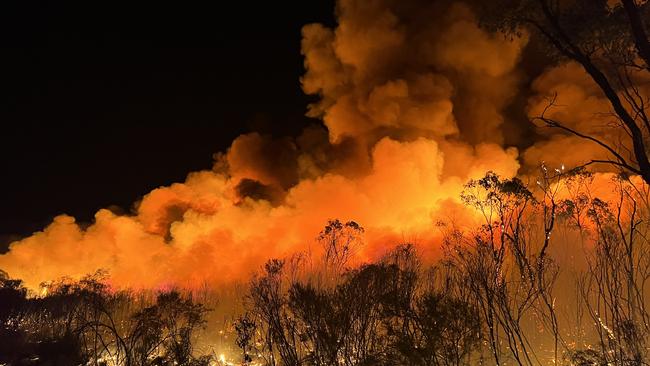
[3,169,650,366]
[4,0,650,364]
[0,271,211,366]
[235,169,650,366]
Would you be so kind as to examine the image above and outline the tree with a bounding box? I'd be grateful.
[129,291,210,366]
[318,219,365,284]
[0,272,212,366]
[562,173,650,365]
[234,314,256,364]
[480,0,650,183]
[0,271,32,365]
[247,259,301,366]
[240,225,482,366]
[444,171,562,365]
[381,245,481,366]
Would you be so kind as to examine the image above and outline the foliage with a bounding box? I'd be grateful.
[240,243,481,366]
[0,271,212,366]
[6,170,650,366]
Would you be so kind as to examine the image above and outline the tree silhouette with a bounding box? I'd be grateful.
[0,272,212,366]
[481,1,650,183]
[444,171,562,365]
[241,230,481,366]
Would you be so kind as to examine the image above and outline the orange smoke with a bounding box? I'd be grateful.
[0,137,519,290]
[523,61,650,171]
[0,0,642,291]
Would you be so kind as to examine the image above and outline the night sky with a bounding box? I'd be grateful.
[0,0,335,247]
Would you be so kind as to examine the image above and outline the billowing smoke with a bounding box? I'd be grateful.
[522,62,625,170]
[301,0,524,146]
[0,0,626,290]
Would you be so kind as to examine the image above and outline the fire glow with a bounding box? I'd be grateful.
[3,0,650,364]
[0,0,642,290]
[0,0,533,291]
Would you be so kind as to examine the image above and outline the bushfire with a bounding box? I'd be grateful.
[3,0,650,365]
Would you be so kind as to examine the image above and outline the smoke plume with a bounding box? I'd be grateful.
[0,0,630,290]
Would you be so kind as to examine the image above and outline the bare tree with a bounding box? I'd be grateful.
[318,219,365,286]
[443,171,563,365]
[567,174,650,365]
[481,0,650,183]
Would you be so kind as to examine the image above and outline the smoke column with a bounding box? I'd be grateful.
[0,0,632,290]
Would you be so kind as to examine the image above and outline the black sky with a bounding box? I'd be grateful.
[0,0,336,246]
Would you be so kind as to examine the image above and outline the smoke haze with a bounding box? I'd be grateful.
[0,0,634,290]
